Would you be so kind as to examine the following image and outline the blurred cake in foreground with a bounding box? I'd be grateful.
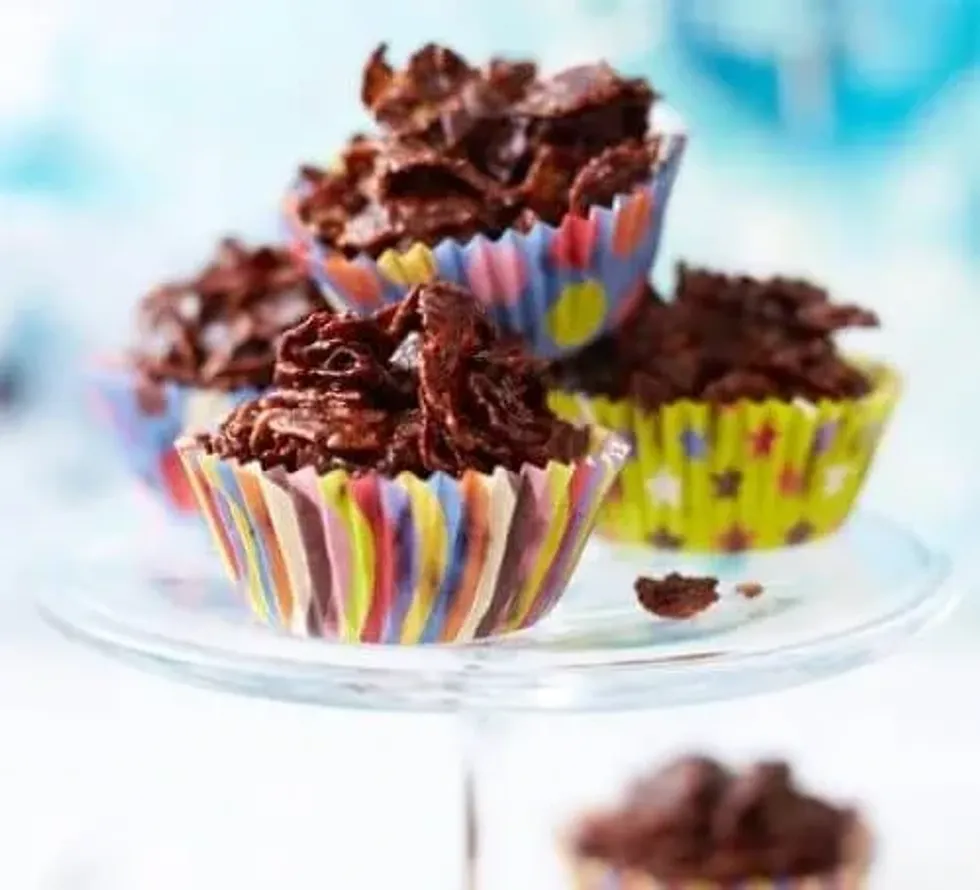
[567,755,872,889]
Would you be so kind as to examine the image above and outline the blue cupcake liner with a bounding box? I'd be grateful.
[284,105,686,359]
[86,358,258,517]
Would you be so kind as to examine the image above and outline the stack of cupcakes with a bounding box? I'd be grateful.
[281,42,899,555]
[90,43,689,641]
[90,41,900,644]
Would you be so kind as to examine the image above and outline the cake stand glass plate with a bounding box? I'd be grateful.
[38,510,954,713]
[37,509,957,890]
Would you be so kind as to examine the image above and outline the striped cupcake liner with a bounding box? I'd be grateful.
[283,106,686,360]
[548,360,901,552]
[177,430,629,644]
[86,357,259,517]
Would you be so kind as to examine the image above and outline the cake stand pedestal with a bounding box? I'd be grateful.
[39,511,957,889]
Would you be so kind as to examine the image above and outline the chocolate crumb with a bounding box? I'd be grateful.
[736,581,764,599]
[635,572,719,619]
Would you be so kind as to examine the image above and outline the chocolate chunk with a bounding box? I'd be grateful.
[203,282,590,478]
[569,140,658,214]
[364,43,478,136]
[297,45,661,257]
[376,143,509,245]
[635,572,719,620]
[548,265,879,408]
[485,58,538,102]
[361,44,396,112]
[735,581,764,599]
[133,239,323,391]
[516,63,654,151]
[518,144,585,224]
[517,63,652,123]
[572,755,860,882]
[379,142,499,200]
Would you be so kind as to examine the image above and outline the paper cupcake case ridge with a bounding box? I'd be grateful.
[548,361,901,552]
[569,857,868,890]
[86,358,259,516]
[283,109,686,360]
[178,431,629,644]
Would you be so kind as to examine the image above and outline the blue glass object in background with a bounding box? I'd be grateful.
[669,0,979,147]
[0,125,107,201]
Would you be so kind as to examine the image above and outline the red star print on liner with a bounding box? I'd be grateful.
[778,465,804,496]
[717,524,753,552]
[749,421,778,458]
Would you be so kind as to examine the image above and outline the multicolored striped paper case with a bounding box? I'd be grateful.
[283,107,686,360]
[548,360,901,552]
[177,431,629,644]
[568,855,869,890]
[86,358,259,516]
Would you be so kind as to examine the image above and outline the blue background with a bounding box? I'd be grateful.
[1,0,978,554]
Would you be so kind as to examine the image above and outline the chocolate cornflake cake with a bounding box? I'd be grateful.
[569,755,871,887]
[549,264,880,408]
[202,281,590,478]
[297,43,663,257]
[635,573,719,619]
[134,239,323,392]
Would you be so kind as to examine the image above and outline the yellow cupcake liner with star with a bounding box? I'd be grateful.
[548,359,900,552]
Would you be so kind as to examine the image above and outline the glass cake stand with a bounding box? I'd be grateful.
[39,510,957,889]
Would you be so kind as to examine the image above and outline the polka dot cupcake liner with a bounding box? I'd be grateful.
[548,360,901,552]
[283,106,686,360]
[176,430,629,644]
[86,357,259,517]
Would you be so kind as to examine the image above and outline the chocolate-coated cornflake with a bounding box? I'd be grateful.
[134,239,323,391]
[204,282,590,478]
[297,44,662,257]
